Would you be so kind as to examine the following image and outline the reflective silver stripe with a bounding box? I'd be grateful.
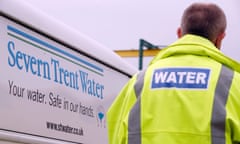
[128,70,145,144]
[211,65,234,144]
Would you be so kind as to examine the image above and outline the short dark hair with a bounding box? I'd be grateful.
[181,3,226,41]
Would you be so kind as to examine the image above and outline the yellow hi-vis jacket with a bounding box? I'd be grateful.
[107,34,240,144]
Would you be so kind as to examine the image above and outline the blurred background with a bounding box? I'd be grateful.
[22,0,240,70]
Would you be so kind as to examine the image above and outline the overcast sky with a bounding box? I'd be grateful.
[22,0,240,63]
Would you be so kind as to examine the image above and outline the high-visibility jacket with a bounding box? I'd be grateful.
[107,34,240,144]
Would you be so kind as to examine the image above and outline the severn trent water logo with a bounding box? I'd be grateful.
[7,25,105,100]
[96,105,105,128]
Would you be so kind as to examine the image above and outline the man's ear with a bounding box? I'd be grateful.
[214,32,225,49]
[177,27,182,38]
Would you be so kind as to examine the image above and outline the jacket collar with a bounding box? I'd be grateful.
[171,34,218,51]
[149,34,240,72]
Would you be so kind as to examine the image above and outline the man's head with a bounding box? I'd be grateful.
[177,3,226,49]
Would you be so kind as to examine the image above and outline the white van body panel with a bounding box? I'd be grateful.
[0,0,137,144]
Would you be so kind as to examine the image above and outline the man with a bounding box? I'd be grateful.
[107,2,240,144]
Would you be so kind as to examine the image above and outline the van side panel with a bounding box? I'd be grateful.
[0,17,131,144]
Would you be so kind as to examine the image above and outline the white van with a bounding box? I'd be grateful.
[0,0,137,143]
